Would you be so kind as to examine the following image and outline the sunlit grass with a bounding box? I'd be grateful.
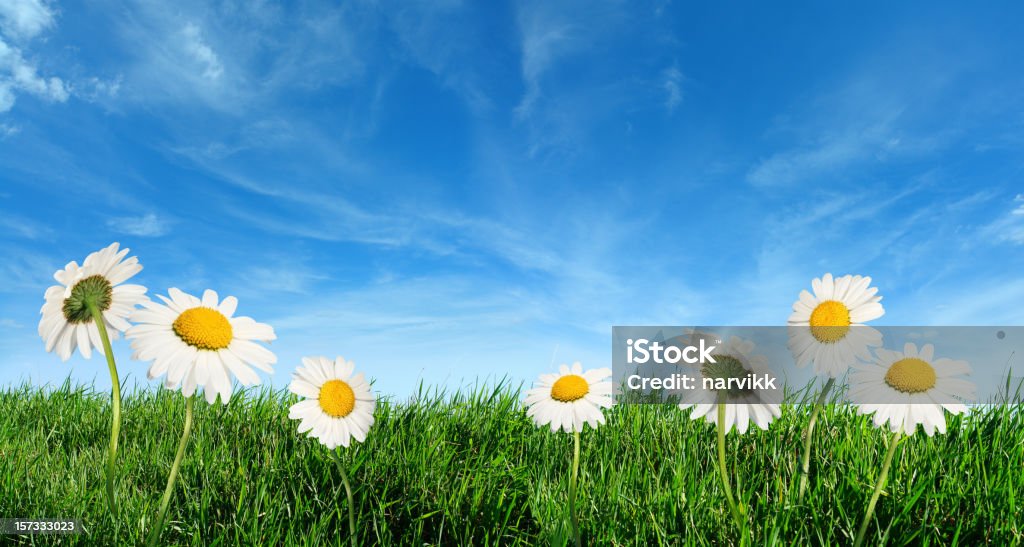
[1,378,1022,545]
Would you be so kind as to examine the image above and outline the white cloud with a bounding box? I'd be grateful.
[0,1,69,113]
[0,318,23,329]
[180,23,223,81]
[0,0,55,41]
[106,213,171,237]
[0,36,69,112]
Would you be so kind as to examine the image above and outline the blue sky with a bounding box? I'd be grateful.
[1,1,1022,398]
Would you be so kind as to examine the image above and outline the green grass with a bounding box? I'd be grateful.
[1,379,1022,546]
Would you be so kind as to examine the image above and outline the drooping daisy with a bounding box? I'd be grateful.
[679,335,782,434]
[37,242,148,515]
[850,345,974,547]
[787,273,885,377]
[38,242,148,361]
[678,334,778,531]
[288,356,376,449]
[524,362,613,433]
[850,342,974,436]
[127,288,277,404]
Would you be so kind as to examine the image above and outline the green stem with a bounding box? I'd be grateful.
[88,303,121,516]
[331,449,357,547]
[717,400,745,531]
[854,431,901,547]
[146,395,195,547]
[798,377,835,500]
[569,430,581,547]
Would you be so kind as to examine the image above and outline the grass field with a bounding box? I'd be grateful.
[1,379,1022,546]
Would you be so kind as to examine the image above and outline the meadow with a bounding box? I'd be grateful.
[1,379,1022,546]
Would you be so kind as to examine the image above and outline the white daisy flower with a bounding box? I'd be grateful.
[126,288,277,404]
[787,273,885,377]
[850,343,975,436]
[524,362,613,433]
[288,356,376,449]
[38,242,148,361]
[679,335,782,434]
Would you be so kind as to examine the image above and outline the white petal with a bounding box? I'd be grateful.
[202,289,219,308]
[218,296,238,318]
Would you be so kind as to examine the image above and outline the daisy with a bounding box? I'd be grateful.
[851,345,974,547]
[678,334,778,531]
[850,342,974,436]
[524,362,613,433]
[37,242,148,515]
[288,356,376,449]
[38,242,148,361]
[127,288,277,405]
[289,356,376,547]
[787,273,885,377]
[524,362,612,547]
[679,335,782,434]
[136,288,276,546]
[788,272,884,500]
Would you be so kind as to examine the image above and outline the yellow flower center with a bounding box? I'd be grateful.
[319,379,356,418]
[172,307,234,350]
[809,300,851,343]
[884,357,937,394]
[550,374,589,402]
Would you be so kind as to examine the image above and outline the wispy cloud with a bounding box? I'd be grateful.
[106,213,171,237]
[380,1,492,114]
[0,249,57,293]
[980,194,1024,245]
[75,76,122,103]
[107,4,238,110]
[0,213,51,239]
[510,1,680,158]
[0,122,19,138]
[0,318,23,329]
[236,263,329,295]
[103,1,374,114]
[514,2,580,118]
[744,48,972,187]
[662,64,682,113]
[747,114,906,186]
